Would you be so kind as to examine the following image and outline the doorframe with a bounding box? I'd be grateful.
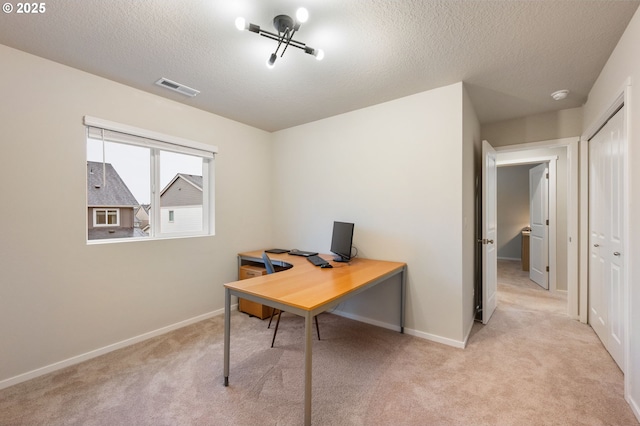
[493,137,579,319]
[580,78,631,392]
[496,156,557,292]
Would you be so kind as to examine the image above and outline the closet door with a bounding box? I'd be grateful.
[589,106,625,371]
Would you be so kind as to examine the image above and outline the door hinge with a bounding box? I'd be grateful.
[546,219,549,225]
[546,266,550,272]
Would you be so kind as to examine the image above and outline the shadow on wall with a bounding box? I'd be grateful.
[500,233,522,259]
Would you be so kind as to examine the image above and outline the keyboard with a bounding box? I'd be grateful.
[307,255,329,266]
[289,249,318,257]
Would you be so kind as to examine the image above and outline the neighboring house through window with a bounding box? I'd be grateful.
[161,174,203,233]
[87,161,142,240]
[85,116,217,243]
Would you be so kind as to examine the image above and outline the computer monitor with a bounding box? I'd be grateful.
[330,221,354,262]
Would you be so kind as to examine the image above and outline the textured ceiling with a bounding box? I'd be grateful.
[0,0,638,132]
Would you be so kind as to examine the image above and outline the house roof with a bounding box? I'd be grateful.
[160,174,203,197]
[178,174,202,190]
[87,161,139,207]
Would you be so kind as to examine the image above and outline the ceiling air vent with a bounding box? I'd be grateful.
[155,78,200,97]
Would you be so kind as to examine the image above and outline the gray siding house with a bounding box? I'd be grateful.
[159,174,203,233]
[87,161,143,240]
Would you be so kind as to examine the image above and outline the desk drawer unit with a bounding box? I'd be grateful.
[238,265,273,319]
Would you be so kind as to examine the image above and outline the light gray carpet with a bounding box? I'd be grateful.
[1,261,637,425]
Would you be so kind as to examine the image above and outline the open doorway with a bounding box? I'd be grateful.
[477,137,580,323]
[496,162,550,289]
[492,140,578,317]
[495,160,569,312]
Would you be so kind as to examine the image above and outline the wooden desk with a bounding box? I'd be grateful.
[223,250,407,425]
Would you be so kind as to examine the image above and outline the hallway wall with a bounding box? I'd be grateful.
[497,164,537,260]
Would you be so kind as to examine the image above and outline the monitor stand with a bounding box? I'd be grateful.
[333,255,350,263]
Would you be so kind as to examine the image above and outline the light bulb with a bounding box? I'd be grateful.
[551,89,569,101]
[267,53,277,69]
[314,49,324,61]
[296,7,309,23]
[235,17,246,31]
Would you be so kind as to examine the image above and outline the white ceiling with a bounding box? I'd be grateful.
[1,0,638,132]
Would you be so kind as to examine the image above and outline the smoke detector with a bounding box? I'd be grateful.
[155,78,200,97]
[551,89,569,101]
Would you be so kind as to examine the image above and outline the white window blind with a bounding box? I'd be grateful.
[84,116,217,158]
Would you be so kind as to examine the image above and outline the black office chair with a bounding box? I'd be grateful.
[262,252,321,348]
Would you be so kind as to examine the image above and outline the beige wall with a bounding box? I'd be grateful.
[0,44,273,385]
[582,6,640,419]
[462,85,482,340]
[271,82,477,346]
[482,107,582,147]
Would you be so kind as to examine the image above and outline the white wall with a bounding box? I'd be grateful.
[482,107,583,147]
[582,6,640,421]
[271,82,476,345]
[0,44,273,386]
[462,86,481,342]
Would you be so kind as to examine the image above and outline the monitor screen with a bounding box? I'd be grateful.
[330,221,354,262]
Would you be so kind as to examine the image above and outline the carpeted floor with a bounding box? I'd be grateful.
[0,260,637,425]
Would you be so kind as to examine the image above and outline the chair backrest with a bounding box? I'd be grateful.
[262,252,275,274]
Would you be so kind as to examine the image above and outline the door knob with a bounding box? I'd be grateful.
[487,239,494,244]
[594,244,600,247]
[613,252,621,256]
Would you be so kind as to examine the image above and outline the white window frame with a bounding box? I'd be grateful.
[85,116,218,243]
[94,208,120,227]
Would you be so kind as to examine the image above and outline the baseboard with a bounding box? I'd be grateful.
[330,309,465,348]
[403,327,466,349]
[0,304,236,390]
[462,315,476,348]
[330,309,401,333]
[497,256,521,261]
[628,393,640,423]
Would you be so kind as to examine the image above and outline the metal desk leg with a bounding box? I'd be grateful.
[304,312,312,426]
[224,288,231,386]
[401,266,406,334]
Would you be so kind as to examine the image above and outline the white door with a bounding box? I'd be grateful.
[589,106,625,371]
[529,163,549,289]
[482,140,497,324]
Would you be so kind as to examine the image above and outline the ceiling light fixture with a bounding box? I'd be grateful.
[551,89,569,101]
[235,7,324,68]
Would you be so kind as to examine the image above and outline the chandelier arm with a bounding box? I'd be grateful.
[257,31,308,52]
[275,28,291,57]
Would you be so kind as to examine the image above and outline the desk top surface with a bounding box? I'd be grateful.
[225,250,406,311]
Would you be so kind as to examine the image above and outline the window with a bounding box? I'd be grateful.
[94,208,119,226]
[85,116,217,242]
